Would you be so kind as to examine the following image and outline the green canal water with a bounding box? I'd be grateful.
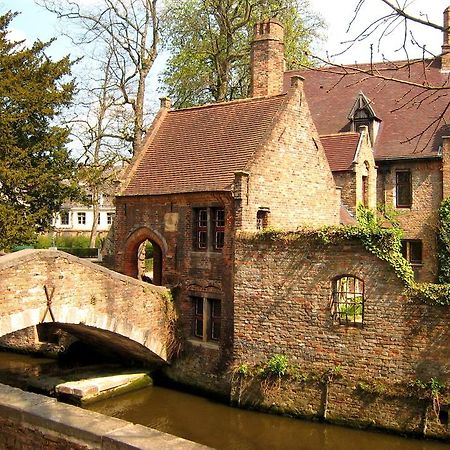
[0,351,449,450]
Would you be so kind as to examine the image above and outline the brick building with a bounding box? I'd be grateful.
[287,8,450,281]
[113,8,450,425]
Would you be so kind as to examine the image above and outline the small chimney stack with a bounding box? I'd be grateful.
[442,6,450,71]
[250,20,285,97]
[159,97,171,110]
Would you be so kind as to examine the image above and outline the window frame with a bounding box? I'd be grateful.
[193,207,225,252]
[401,239,423,266]
[395,170,412,208]
[77,212,86,225]
[331,275,365,326]
[107,212,115,225]
[60,210,70,226]
[190,295,222,343]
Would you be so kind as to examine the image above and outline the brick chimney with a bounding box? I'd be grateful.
[250,20,285,97]
[442,6,450,71]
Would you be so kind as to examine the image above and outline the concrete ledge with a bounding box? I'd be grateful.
[0,383,211,449]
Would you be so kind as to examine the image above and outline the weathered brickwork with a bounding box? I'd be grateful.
[0,250,173,362]
[114,192,235,392]
[232,234,450,437]
[377,159,442,282]
[237,79,340,231]
[250,20,285,98]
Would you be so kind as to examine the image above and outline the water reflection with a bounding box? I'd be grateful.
[0,351,448,450]
[86,386,449,450]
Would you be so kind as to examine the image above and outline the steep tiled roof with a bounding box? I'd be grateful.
[123,95,287,196]
[320,132,360,171]
[285,58,450,160]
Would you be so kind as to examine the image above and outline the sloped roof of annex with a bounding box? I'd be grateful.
[121,94,289,197]
[285,57,450,161]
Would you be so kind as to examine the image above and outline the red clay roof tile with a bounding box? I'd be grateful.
[320,132,360,171]
[123,95,287,196]
[285,58,450,160]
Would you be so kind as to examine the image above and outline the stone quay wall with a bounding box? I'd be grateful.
[0,383,209,449]
[232,233,450,439]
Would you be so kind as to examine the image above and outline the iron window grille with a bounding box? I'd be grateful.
[332,276,364,326]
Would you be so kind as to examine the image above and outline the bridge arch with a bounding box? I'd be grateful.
[122,227,168,284]
[0,250,176,364]
[0,307,168,363]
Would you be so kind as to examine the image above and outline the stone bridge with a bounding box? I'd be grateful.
[0,250,176,363]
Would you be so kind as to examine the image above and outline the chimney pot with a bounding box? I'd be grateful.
[159,97,171,109]
[250,19,285,97]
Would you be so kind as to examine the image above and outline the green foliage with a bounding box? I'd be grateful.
[438,197,450,283]
[161,0,322,107]
[264,354,289,377]
[0,12,79,249]
[35,234,97,249]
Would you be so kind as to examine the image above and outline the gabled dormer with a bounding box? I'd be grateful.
[348,92,381,145]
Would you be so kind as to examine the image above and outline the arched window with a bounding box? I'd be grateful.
[332,275,364,325]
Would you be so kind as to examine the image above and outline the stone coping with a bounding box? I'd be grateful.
[0,383,211,449]
[0,249,166,293]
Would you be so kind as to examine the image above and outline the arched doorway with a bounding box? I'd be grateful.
[122,227,166,285]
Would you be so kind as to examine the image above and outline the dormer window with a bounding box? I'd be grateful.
[348,93,380,144]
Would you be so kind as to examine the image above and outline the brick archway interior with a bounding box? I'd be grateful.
[123,227,165,285]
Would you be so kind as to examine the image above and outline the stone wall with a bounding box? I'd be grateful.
[232,233,450,438]
[0,250,173,363]
[377,159,442,282]
[0,383,208,449]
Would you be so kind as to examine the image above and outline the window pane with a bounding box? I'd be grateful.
[198,231,207,248]
[215,231,224,249]
[410,241,422,264]
[210,299,221,340]
[396,172,412,207]
[215,209,225,227]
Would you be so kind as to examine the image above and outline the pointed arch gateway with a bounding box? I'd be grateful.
[122,227,168,284]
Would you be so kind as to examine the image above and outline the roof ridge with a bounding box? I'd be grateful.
[168,93,288,113]
[285,57,436,74]
[320,132,359,138]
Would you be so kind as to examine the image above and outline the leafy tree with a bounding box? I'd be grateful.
[161,0,322,108]
[0,12,79,249]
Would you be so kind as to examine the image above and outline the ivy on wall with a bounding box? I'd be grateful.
[247,203,450,306]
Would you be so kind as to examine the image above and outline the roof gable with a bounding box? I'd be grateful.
[285,59,450,160]
[122,95,287,196]
[320,132,361,171]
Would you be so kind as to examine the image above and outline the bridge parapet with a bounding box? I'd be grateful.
[0,250,176,363]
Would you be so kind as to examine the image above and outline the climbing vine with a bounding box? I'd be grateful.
[246,203,450,306]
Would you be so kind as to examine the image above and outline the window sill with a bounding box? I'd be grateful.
[187,338,220,350]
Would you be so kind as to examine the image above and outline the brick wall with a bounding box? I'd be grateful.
[0,250,172,363]
[0,383,207,449]
[377,159,442,281]
[238,79,340,231]
[232,233,450,437]
[114,192,235,393]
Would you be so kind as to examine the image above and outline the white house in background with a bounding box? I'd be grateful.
[52,192,116,236]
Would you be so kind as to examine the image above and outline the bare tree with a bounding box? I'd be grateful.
[37,0,159,155]
[302,0,450,148]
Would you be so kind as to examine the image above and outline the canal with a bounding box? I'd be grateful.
[0,351,448,450]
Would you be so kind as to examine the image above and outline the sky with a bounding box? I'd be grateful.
[0,0,448,94]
